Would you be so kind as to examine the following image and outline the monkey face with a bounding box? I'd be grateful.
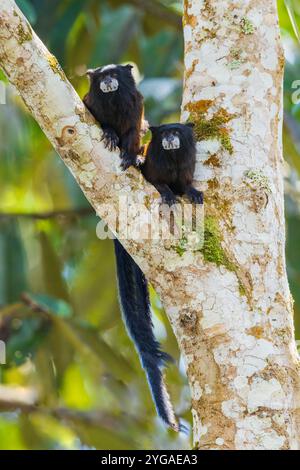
[99,76,119,93]
[162,131,181,150]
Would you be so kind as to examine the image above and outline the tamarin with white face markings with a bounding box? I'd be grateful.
[83,64,144,170]
[83,64,184,432]
[142,123,203,206]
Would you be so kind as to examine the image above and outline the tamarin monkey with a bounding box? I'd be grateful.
[141,123,203,206]
[83,64,144,170]
[83,65,201,432]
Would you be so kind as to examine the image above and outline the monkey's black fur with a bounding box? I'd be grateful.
[142,123,203,206]
[83,64,143,170]
[114,239,184,430]
[83,64,182,431]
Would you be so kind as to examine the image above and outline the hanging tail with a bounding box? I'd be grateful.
[113,238,183,431]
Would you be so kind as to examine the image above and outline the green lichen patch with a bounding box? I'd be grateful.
[227,48,246,70]
[143,195,151,211]
[240,17,255,35]
[186,101,236,154]
[231,48,242,59]
[16,22,33,44]
[238,281,246,297]
[228,59,243,70]
[174,236,188,257]
[200,216,234,268]
[172,225,204,257]
[244,169,271,193]
[47,54,67,81]
[198,217,249,300]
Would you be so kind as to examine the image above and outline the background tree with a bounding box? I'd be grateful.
[0,0,300,450]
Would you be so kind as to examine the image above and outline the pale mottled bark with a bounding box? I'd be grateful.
[0,0,300,449]
[179,0,300,449]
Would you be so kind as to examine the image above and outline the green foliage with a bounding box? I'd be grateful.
[0,0,300,451]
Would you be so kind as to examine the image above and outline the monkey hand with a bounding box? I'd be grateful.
[161,192,180,207]
[186,187,204,205]
[101,127,119,152]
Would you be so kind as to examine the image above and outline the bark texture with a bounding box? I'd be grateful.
[180,0,300,449]
[0,0,300,449]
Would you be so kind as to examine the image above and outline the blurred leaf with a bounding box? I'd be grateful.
[49,0,87,63]
[39,231,71,303]
[46,322,74,385]
[286,214,300,334]
[62,363,92,409]
[72,324,133,380]
[29,294,72,318]
[34,348,57,406]
[19,414,50,449]
[283,122,300,175]
[67,420,136,450]
[0,417,26,450]
[5,315,49,366]
[90,5,139,66]
[0,220,28,304]
[284,0,300,44]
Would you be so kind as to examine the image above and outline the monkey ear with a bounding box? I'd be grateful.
[124,64,133,70]
[86,69,96,77]
[186,122,195,128]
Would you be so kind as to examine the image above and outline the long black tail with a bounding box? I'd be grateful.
[113,238,181,431]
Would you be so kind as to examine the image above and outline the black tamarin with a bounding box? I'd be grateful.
[141,123,203,206]
[83,64,144,170]
[83,65,202,431]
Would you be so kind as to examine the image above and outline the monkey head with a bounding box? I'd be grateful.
[149,123,195,151]
[86,64,134,94]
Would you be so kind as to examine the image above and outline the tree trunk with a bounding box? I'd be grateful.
[0,0,300,449]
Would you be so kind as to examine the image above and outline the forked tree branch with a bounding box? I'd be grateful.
[1,0,300,450]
